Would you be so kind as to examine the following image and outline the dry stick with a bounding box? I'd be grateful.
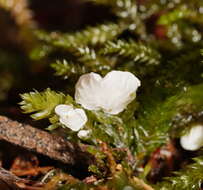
[0,167,44,190]
[0,167,27,190]
[0,116,94,166]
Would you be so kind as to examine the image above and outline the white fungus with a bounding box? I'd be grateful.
[75,70,141,115]
[180,124,203,151]
[55,104,87,131]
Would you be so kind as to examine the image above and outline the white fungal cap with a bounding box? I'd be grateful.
[180,124,203,151]
[75,70,141,115]
[55,104,87,131]
[77,130,91,139]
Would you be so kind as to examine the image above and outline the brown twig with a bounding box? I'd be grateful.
[0,116,94,166]
[0,166,45,190]
[100,142,117,175]
[0,167,29,190]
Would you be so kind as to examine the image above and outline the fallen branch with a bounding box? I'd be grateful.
[0,116,94,166]
[0,167,28,190]
[0,167,44,190]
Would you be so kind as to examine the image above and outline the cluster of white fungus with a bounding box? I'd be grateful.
[55,70,141,138]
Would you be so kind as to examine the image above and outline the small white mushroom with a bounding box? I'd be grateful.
[75,70,141,115]
[55,104,87,131]
[180,124,203,151]
[77,130,91,139]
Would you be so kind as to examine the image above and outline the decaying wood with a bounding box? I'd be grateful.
[0,167,44,190]
[0,167,27,190]
[0,116,94,166]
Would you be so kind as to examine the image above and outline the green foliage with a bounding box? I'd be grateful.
[155,157,203,190]
[30,45,54,61]
[76,47,98,62]
[51,60,86,78]
[59,170,147,190]
[153,47,203,90]
[100,40,161,65]
[135,84,203,155]
[19,88,70,120]
[35,23,123,49]
[84,110,137,151]
[157,6,191,25]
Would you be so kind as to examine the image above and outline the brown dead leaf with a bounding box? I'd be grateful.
[10,154,53,177]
